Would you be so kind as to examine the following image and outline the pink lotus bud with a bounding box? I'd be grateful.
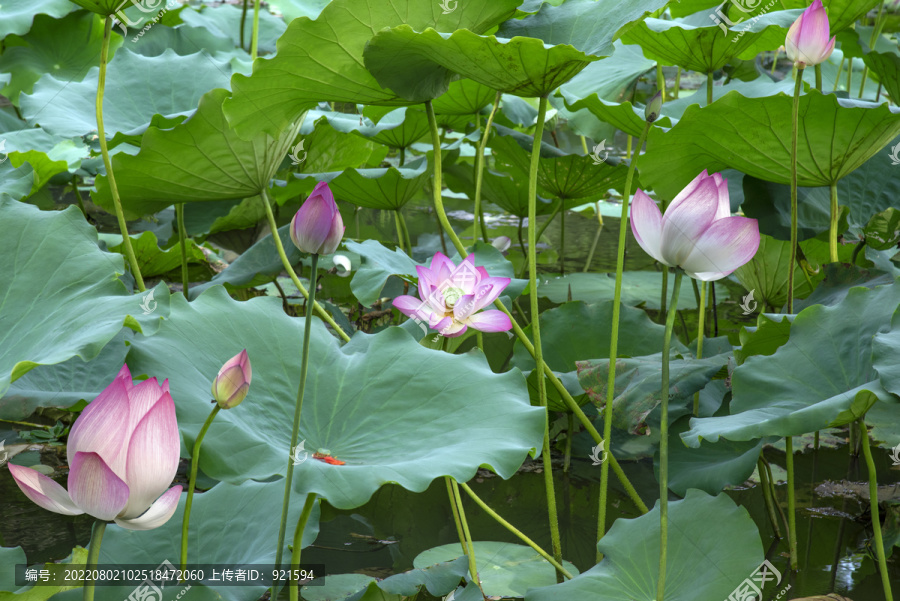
[211,350,252,409]
[289,181,345,255]
[785,0,835,67]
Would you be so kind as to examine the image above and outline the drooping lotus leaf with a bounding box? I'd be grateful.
[733,313,794,365]
[92,88,301,219]
[223,0,521,139]
[8,137,89,195]
[537,272,698,310]
[526,489,763,601]
[621,11,798,74]
[561,94,672,139]
[98,231,207,278]
[20,49,236,138]
[863,51,900,105]
[178,4,286,54]
[0,0,76,38]
[415,542,579,598]
[363,26,596,101]
[639,90,900,199]
[682,279,900,447]
[793,262,897,313]
[0,199,169,397]
[443,165,556,218]
[0,161,34,201]
[431,79,496,115]
[363,106,431,149]
[126,287,545,509]
[732,235,815,311]
[90,481,320,601]
[0,11,122,104]
[295,116,387,175]
[294,158,430,210]
[556,41,656,106]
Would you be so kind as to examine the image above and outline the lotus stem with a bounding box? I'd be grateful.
[474,92,503,243]
[659,267,668,325]
[834,57,845,91]
[448,478,483,593]
[788,68,804,314]
[626,135,632,159]
[815,64,822,91]
[846,58,853,93]
[598,120,651,558]
[250,0,260,60]
[656,269,683,601]
[785,436,798,570]
[757,458,782,539]
[693,281,707,416]
[399,146,405,166]
[83,521,106,601]
[397,209,412,253]
[275,252,319,594]
[559,201,566,274]
[580,135,589,154]
[260,190,351,342]
[564,412,574,473]
[673,68,681,99]
[446,477,468,554]
[181,404,221,572]
[656,65,666,103]
[394,210,406,253]
[859,418,895,601]
[829,183,839,263]
[289,494,318,601]
[706,71,713,105]
[176,204,190,299]
[240,0,248,49]
[98,17,144,292]
[459,482,574,579]
[583,205,603,272]
[424,100,648,517]
[763,456,790,534]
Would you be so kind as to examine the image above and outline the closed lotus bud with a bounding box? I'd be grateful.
[290,181,345,255]
[491,236,511,253]
[645,91,663,123]
[784,0,835,68]
[211,350,252,409]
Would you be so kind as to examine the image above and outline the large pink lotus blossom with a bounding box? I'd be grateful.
[290,181,345,255]
[393,252,512,337]
[630,170,760,281]
[785,0,835,67]
[8,365,181,530]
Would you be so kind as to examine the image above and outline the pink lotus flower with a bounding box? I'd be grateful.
[785,0,835,67]
[290,181,345,255]
[211,350,252,409]
[630,170,760,281]
[8,366,181,530]
[393,252,513,337]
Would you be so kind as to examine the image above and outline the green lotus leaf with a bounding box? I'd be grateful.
[0,199,169,397]
[732,235,815,311]
[683,279,900,447]
[562,94,672,139]
[0,11,122,104]
[526,489,763,601]
[669,0,721,17]
[873,307,900,400]
[20,49,236,138]
[537,272,698,310]
[443,165,556,218]
[126,287,545,509]
[864,50,900,105]
[793,262,897,312]
[640,90,900,199]
[431,79,496,115]
[714,0,877,34]
[363,26,595,101]
[733,313,794,365]
[295,115,388,176]
[92,88,301,219]
[126,22,240,57]
[268,0,331,22]
[864,207,900,251]
[99,230,207,278]
[415,542,579,598]
[312,559,469,599]
[8,137,89,195]
[0,161,35,201]
[294,158,430,210]
[223,0,521,139]
[556,41,655,106]
[0,546,27,592]
[0,0,76,38]
[179,4,285,54]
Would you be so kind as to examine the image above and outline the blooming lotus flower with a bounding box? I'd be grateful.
[785,0,835,67]
[393,252,513,337]
[290,181,345,255]
[211,350,252,409]
[8,366,181,530]
[630,170,760,281]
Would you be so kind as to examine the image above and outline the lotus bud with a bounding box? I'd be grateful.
[491,236,511,253]
[784,0,835,68]
[645,91,663,123]
[211,350,252,409]
[290,181,345,255]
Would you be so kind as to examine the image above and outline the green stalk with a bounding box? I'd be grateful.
[692,281,707,416]
[424,100,648,516]
[397,209,413,253]
[84,521,106,601]
[181,405,221,571]
[788,68,804,314]
[559,201,566,274]
[706,71,713,105]
[240,0,248,50]
[449,478,483,592]
[673,68,681,99]
[459,482,574,579]
[394,211,406,253]
[815,64,822,92]
[834,57,845,91]
[846,58,853,93]
[446,477,468,553]
[399,146,406,166]
[261,191,351,343]
[859,418,895,601]
[250,0,260,60]
[564,412,574,473]
[656,270,683,601]
[786,436,798,570]
[829,183,839,263]
[474,92,503,243]
[626,135,632,159]
[763,456,790,534]
[580,135,589,154]
[757,458,782,538]
[526,95,563,579]
[98,17,144,292]
[598,120,651,557]
[176,203,190,299]
[659,268,668,325]
[656,65,666,103]
[288,494,318,601]
[275,253,319,593]
[583,206,603,272]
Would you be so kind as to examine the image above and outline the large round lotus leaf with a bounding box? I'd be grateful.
[90,481,319,601]
[125,287,545,509]
[0,199,168,398]
[640,90,900,200]
[294,158,429,210]
[874,307,900,400]
[364,27,595,101]
[92,88,300,219]
[525,490,763,601]
[20,49,236,138]
[415,542,579,598]
[683,279,900,447]
[0,0,76,38]
[732,234,815,311]
[223,0,521,140]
